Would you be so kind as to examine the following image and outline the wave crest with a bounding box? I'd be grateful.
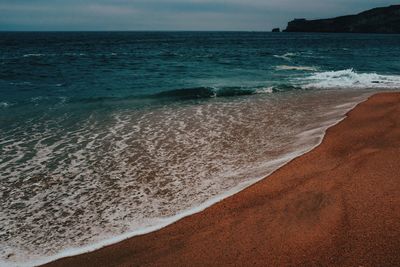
[302,69,400,89]
[0,102,11,108]
[151,86,264,100]
[276,65,317,71]
[273,52,298,61]
[22,53,46,58]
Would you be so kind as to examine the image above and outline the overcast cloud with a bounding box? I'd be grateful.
[0,0,397,31]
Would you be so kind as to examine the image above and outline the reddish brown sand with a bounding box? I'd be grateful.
[44,93,400,267]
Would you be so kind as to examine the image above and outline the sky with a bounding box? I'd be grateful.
[0,0,398,31]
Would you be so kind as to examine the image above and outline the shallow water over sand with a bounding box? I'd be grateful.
[1,89,375,265]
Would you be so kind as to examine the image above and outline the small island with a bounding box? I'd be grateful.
[284,5,400,33]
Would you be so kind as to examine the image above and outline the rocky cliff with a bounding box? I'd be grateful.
[284,5,400,33]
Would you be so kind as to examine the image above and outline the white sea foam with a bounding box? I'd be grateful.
[0,90,374,266]
[255,87,274,94]
[0,148,322,267]
[22,54,45,58]
[302,69,400,89]
[64,53,86,56]
[9,82,32,86]
[0,102,10,108]
[273,52,297,61]
[30,96,48,105]
[276,65,317,71]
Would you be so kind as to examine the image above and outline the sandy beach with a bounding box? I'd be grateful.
[44,92,400,267]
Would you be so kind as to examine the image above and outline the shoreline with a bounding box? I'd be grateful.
[4,92,371,267]
[38,92,400,266]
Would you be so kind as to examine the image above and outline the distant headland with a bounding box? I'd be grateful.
[283,5,400,33]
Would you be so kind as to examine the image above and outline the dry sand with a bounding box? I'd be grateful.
[44,92,400,267]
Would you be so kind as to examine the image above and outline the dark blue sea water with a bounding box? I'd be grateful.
[1,32,400,266]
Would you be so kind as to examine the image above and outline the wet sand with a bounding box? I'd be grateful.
[44,92,400,267]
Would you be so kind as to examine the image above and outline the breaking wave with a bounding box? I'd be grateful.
[151,87,257,100]
[301,69,400,89]
[73,86,275,104]
[58,68,400,107]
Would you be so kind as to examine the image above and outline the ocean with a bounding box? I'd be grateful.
[1,31,400,266]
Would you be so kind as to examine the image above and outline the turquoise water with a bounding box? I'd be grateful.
[1,32,400,265]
